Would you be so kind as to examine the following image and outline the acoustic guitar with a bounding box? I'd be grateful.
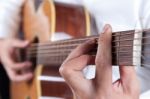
[11,0,98,99]
[11,0,150,99]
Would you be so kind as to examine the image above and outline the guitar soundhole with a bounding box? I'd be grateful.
[30,37,39,70]
[20,36,39,76]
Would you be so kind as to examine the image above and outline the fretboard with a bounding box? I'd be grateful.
[24,29,150,67]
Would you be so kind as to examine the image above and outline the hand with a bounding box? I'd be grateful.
[0,38,33,82]
[59,25,140,99]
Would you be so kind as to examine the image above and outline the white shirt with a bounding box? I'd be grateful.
[0,0,24,38]
[0,0,150,98]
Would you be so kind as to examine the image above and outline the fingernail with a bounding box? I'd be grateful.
[102,24,110,34]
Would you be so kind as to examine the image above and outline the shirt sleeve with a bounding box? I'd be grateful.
[54,0,82,5]
[135,0,150,95]
[0,0,25,38]
[138,0,150,29]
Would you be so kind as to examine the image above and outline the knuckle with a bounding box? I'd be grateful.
[59,67,64,76]
[59,65,71,77]
[9,74,16,81]
[20,63,27,68]
[95,57,101,65]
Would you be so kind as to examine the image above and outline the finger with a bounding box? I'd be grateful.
[5,66,33,82]
[119,66,137,80]
[60,55,94,77]
[95,24,112,89]
[2,54,32,71]
[6,67,33,82]
[12,39,29,48]
[119,66,139,93]
[65,39,96,62]
[60,55,94,95]
[2,51,31,70]
[13,72,33,82]
[11,61,32,71]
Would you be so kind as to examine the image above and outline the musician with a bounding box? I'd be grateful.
[59,24,140,99]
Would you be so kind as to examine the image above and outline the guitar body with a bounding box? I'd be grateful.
[11,0,98,99]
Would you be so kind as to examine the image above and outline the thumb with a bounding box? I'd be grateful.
[12,39,29,48]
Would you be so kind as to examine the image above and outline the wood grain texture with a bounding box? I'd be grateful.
[11,0,93,98]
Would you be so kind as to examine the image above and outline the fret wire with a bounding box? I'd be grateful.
[117,32,121,65]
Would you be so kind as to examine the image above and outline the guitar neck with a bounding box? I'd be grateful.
[25,29,150,66]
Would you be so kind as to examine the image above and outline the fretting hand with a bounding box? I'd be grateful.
[59,25,140,99]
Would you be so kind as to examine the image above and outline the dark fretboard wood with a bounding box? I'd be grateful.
[23,29,150,66]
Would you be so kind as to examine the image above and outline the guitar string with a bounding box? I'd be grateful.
[27,49,150,54]
[26,54,145,58]
[21,29,150,66]
[25,47,149,66]
[25,49,148,59]
[30,28,150,46]
[29,55,148,67]
[26,54,147,59]
[25,51,149,66]
[27,33,149,51]
[26,43,150,55]
[26,50,149,56]
[28,29,147,47]
[27,37,149,52]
